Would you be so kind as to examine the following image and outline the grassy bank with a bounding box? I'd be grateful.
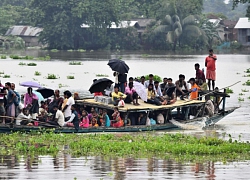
[1,132,250,162]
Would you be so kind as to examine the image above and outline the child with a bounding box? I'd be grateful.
[98,109,104,126]
[79,110,89,128]
[111,107,124,128]
[90,117,99,127]
[188,78,200,100]
[138,113,147,125]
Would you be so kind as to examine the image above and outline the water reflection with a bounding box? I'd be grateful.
[0,154,250,179]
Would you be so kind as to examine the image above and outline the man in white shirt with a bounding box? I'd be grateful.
[16,108,31,125]
[62,90,75,120]
[53,105,65,127]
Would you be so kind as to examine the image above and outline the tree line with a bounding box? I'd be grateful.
[0,0,248,51]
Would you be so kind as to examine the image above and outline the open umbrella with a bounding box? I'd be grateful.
[133,81,147,102]
[89,78,113,93]
[107,59,129,74]
[20,81,41,88]
[36,88,54,99]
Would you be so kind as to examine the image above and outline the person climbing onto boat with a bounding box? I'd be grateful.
[124,82,140,105]
[111,107,124,128]
[111,86,126,106]
[64,104,79,130]
[205,49,217,91]
[79,110,89,128]
[175,74,189,97]
[62,90,75,121]
[146,84,166,106]
[103,109,110,127]
[205,95,214,117]
[188,78,200,100]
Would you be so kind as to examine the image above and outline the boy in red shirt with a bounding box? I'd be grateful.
[205,49,217,91]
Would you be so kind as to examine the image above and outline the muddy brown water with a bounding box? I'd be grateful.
[0,50,250,179]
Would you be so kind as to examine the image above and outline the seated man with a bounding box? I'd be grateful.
[146,84,166,106]
[50,105,65,127]
[175,74,189,98]
[64,104,79,130]
[124,82,139,105]
[160,78,168,93]
[205,95,214,117]
[111,86,127,106]
[16,108,31,125]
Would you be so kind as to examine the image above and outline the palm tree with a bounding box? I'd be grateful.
[154,14,202,51]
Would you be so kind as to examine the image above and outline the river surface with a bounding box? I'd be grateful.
[0,50,250,179]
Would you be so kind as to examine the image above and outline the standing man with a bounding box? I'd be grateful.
[194,63,205,85]
[205,49,217,91]
[0,80,7,124]
[5,82,16,121]
[62,90,75,121]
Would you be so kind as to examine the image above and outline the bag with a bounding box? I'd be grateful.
[118,100,125,107]
[150,118,156,125]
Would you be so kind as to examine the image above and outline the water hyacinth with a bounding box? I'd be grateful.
[0,132,250,162]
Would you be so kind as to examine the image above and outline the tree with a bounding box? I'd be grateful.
[232,0,250,17]
[154,14,202,51]
[29,0,122,50]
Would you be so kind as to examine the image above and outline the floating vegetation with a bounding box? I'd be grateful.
[239,93,244,96]
[3,74,10,78]
[77,49,86,52]
[242,89,249,92]
[67,49,74,52]
[138,74,162,82]
[238,97,244,102]
[46,74,58,79]
[50,49,59,52]
[0,55,6,59]
[34,71,41,76]
[84,72,89,74]
[0,71,4,74]
[142,54,150,58]
[96,74,109,77]
[236,72,240,75]
[27,63,37,66]
[243,80,250,86]
[10,55,34,60]
[37,55,51,61]
[245,68,250,73]
[58,83,69,88]
[67,75,75,79]
[226,87,234,94]
[248,96,250,100]
[243,74,250,77]
[18,62,26,66]
[69,61,82,65]
[1,133,250,162]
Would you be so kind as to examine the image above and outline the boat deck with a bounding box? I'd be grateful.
[76,99,205,112]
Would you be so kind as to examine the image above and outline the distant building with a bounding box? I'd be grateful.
[5,26,43,47]
[81,21,139,29]
[234,17,250,46]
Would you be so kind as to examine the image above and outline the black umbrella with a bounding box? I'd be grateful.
[107,59,129,74]
[89,78,113,93]
[36,88,54,98]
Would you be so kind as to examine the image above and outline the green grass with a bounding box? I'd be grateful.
[27,63,37,66]
[226,87,234,94]
[69,61,82,65]
[34,71,41,76]
[67,75,75,79]
[242,89,249,92]
[18,62,26,66]
[1,133,250,162]
[96,74,109,77]
[46,74,58,79]
[238,97,244,102]
[243,80,250,86]
[3,74,10,78]
[1,55,6,59]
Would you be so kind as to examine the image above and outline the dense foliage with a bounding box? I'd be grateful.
[0,0,247,50]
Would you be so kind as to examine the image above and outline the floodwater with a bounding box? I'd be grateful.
[0,50,250,179]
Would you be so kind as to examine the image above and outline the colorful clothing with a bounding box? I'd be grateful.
[190,83,200,100]
[104,114,110,127]
[111,92,126,101]
[125,87,136,95]
[206,70,216,81]
[205,55,217,80]
[24,93,38,108]
[80,116,89,128]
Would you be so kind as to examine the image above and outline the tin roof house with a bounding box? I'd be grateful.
[5,26,43,47]
[234,17,250,46]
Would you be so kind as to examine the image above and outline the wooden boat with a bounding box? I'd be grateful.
[0,91,237,133]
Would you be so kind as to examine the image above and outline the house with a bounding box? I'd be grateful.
[81,21,140,29]
[5,26,43,47]
[234,17,250,46]
[208,18,225,41]
[220,20,237,41]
